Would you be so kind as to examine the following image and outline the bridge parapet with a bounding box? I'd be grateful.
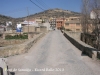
[65,31,81,40]
[63,31,100,60]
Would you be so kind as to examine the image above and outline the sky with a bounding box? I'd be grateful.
[0,0,82,18]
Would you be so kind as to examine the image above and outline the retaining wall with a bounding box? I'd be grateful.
[0,39,27,47]
[0,33,45,57]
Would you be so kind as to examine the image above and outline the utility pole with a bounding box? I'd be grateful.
[63,11,65,31]
[27,7,29,34]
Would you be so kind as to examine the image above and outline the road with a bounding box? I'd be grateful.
[8,30,100,75]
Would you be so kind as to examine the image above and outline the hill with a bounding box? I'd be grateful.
[0,14,24,28]
[0,15,24,29]
[0,8,81,26]
[28,8,81,19]
[0,14,13,25]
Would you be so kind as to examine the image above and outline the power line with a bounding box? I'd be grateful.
[35,0,47,9]
[40,0,51,9]
[35,0,50,9]
[30,0,45,10]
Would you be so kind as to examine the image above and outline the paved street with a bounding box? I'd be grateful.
[8,30,100,75]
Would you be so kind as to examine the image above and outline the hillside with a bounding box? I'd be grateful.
[0,8,81,26]
[28,8,81,19]
[0,14,24,29]
[0,14,13,25]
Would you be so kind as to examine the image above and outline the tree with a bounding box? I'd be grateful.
[81,0,100,33]
[81,0,100,49]
[81,0,91,33]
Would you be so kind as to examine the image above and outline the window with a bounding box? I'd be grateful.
[66,23,69,25]
[66,29,71,31]
[71,19,73,20]
[76,29,80,31]
[76,23,80,26]
[53,22,56,24]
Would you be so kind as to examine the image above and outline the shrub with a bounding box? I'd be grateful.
[5,34,28,40]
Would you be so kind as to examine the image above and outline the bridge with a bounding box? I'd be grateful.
[7,30,100,75]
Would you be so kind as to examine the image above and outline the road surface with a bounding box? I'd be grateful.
[8,30,100,75]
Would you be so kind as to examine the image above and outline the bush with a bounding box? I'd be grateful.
[5,34,28,39]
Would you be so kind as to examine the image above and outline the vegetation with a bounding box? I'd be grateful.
[60,26,65,30]
[81,0,100,33]
[81,0,100,49]
[5,34,28,40]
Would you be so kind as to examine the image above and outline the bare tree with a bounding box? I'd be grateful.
[89,0,100,32]
[81,0,100,49]
[90,0,100,49]
[81,0,100,33]
[81,0,91,33]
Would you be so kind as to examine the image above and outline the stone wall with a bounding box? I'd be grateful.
[40,27,47,32]
[23,26,47,33]
[63,31,99,60]
[36,27,40,32]
[0,39,27,47]
[23,26,35,33]
[35,27,47,32]
[0,33,45,57]
[65,31,81,39]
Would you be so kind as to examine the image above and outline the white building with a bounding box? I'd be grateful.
[21,20,39,27]
[43,22,52,31]
[90,10,100,19]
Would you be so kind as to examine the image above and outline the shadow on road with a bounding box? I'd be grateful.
[81,51,88,56]
[10,72,15,75]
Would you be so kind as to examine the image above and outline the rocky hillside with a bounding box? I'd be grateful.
[28,8,81,19]
[0,14,24,28]
[0,14,13,25]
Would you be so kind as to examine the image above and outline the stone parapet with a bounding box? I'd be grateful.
[64,31,98,60]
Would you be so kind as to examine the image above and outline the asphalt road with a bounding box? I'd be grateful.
[8,30,100,75]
